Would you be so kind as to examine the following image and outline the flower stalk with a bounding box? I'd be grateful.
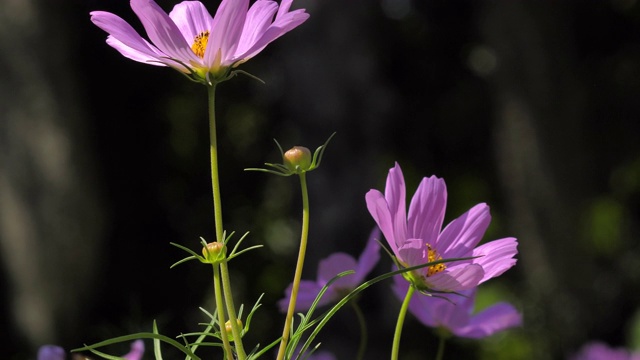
[276,172,311,360]
[351,301,368,360]
[435,335,446,360]
[213,264,234,359]
[392,284,415,360]
[208,84,246,359]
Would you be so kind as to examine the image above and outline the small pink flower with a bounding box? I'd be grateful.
[393,276,522,338]
[365,162,518,292]
[37,340,144,360]
[278,228,381,312]
[570,341,640,360]
[90,0,309,83]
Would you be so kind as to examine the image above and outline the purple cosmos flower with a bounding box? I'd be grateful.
[37,340,144,360]
[37,345,65,360]
[278,228,381,312]
[393,275,522,338]
[365,162,518,292]
[90,0,309,83]
[570,341,640,360]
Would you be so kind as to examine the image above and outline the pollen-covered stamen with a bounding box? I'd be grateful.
[191,31,210,58]
[425,243,446,277]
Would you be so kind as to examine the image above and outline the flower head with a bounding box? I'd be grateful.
[365,162,518,292]
[393,275,522,338]
[570,341,640,360]
[90,0,309,84]
[278,228,381,312]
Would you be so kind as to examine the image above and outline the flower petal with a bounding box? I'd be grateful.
[91,11,167,64]
[397,238,425,267]
[233,4,310,61]
[317,252,358,289]
[426,263,484,292]
[37,345,65,360]
[472,237,518,284]
[206,0,249,65]
[278,281,328,312]
[454,302,522,339]
[407,175,447,244]
[366,189,400,258]
[130,0,198,64]
[437,203,491,258]
[169,1,214,43]
[122,340,145,360]
[234,0,279,55]
[385,163,408,248]
[355,228,381,282]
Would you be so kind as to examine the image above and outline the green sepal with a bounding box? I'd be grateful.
[245,132,336,176]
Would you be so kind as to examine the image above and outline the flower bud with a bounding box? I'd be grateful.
[283,146,312,172]
[202,242,226,264]
[224,319,243,342]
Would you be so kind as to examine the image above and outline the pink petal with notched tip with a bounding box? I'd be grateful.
[472,237,518,284]
[130,0,198,64]
[407,175,447,244]
[169,1,214,44]
[90,11,166,64]
[437,203,491,258]
[366,189,401,258]
[205,0,249,65]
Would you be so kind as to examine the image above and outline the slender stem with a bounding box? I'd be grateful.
[435,335,446,360]
[391,284,415,360]
[207,84,246,359]
[351,301,368,360]
[208,84,224,242]
[276,172,311,360]
[213,265,234,359]
[220,261,246,359]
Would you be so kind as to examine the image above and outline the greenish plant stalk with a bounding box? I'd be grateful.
[351,301,367,360]
[220,261,246,359]
[213,265,234,359]
[276,172,310,360]
[435,335,446,360]
[392,284,415,360]
[207,84,224,244]
[207,84,246,359]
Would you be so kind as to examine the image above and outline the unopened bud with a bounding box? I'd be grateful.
[202,242,226,264]
[224,319,243,342]
[283,146,312,172]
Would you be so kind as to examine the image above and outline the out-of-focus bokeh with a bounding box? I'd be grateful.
[2,0,640,359]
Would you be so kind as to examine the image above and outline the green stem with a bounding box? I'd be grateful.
[276,172,310,360]
[351,301,368,360]
[213,265,234,360]
[435,335,446,360]
[220,261,246,359]
[207,84,246,359]
[208,84,224,242]
[391,284,415,360]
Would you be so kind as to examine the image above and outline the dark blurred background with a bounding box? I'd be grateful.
[2,0,640,359]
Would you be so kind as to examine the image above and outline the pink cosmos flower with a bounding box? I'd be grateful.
[37,340,144,360]
[90,0,309,83]
[365,162,518,292]
[393,275,522,338]
[570,341,640,360]
[278,229,381,312]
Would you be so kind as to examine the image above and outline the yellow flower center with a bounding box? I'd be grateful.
[191,31,210,58]
[425,243,446,277]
